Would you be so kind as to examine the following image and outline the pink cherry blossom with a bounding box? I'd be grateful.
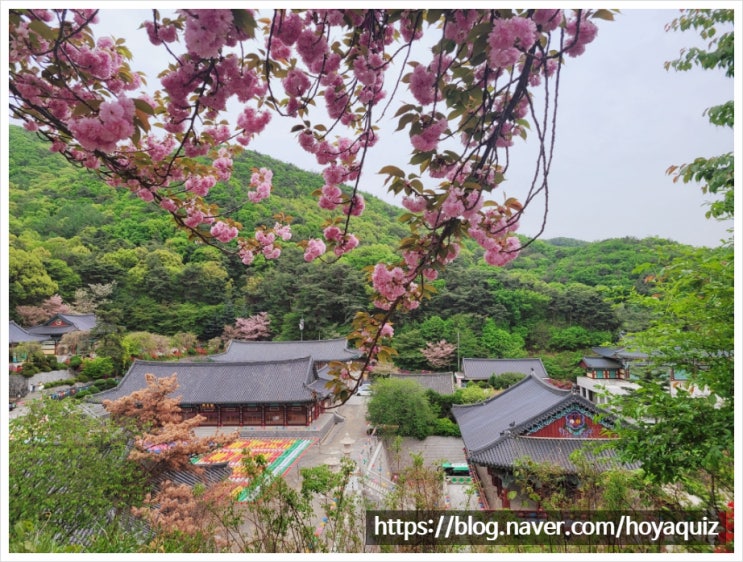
[409,64,436,105]
[565,16,598,58]
[182,9,234,58]
[533,9,563,32]
[402,195,428,213]
[68,96,135,152]
[248,167,272,202]
[304,238,326,262]
[185,174,217,197]
[210,221,239,243]
[273,222,292,241]
[344,194,365,217]
[323,225,343,242]
[411,118,447,152]
[334,234,359,256]
[239,248,255,265]
[283,68,311,97]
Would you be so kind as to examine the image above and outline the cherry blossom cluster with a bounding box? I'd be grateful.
[238,222,292,265]
[248,167,273,203]
[469,208,522,266]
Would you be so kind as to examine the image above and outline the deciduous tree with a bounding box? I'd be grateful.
[221,311,272,341]
[367,378,436,439]
[9,399,145,546]
[103,373,236,480]
[665,9,734,222]
[420,339,457,370]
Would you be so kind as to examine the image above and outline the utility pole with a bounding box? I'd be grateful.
[457,330,461,372]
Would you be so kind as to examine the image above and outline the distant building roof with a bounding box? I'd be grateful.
[461,358,549,381]
[27,313,97,337]
[580,357,622,370]
[9,321,46,344]
[209,338,360,363]
[89,357,330,405]
[390,372,455,395]
[591,347,648,361]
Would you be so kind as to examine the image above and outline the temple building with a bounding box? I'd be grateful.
[90,356,333,427]
[26,313,97,355]
[89,338,360,427]
[9,320,46,363]
[452,371,636,508]
[460,357,550,385]
[208,337,359,366]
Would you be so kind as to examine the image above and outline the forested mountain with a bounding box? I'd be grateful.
[9,125,693,377]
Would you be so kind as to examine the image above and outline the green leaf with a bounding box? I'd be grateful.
[133,98,154,115]
[592,9,617,21]
[378,165,405,178]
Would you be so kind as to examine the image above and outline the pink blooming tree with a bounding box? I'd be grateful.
[420,340,458,370]
[15,294,71,326]
[221,312,272,342]
[9,8,611,401]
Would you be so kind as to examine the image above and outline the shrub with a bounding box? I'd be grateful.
[430,417,461,437]
[68,355,83,370]
[95,378,119,390]
[20,363,40,377]
[488,372,526,390]
[453,383,491,404]
[80,357,114,380]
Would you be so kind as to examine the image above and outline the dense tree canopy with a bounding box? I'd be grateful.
[665,9,734,222]
[10,124,699,382]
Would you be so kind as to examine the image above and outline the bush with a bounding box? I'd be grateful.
[79,357,114,380]
[95,378,119,390]
[20,363,40,377]
[43,378,78,389]
[73,389,95,399]
[430,417,461,437]
[68,355,83,370]
[453,383,491,404]
[488,372,526,390]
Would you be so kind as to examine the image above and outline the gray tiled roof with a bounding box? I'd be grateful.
[591,347,648,361]
[89,357,329,404]
[157,463,232,489]
[390,372,455,395]
[58,313,97,331]
[580,357,621,369]
[453,373,633,473]
[452,373,569,452]
[469,437,639,474]
[9,321,46,343]
[209,338,360,363]
[27,313,97,336]
[462,358,549,380]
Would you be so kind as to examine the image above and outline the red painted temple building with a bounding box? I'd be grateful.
[90,339,360,427]
[452,373,636,508]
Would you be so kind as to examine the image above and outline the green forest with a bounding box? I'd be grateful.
[8,124,701,378]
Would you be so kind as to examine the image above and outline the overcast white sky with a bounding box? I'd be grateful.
[18,5,742,247]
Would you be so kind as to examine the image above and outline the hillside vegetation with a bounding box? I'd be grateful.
[9,125,692,377]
